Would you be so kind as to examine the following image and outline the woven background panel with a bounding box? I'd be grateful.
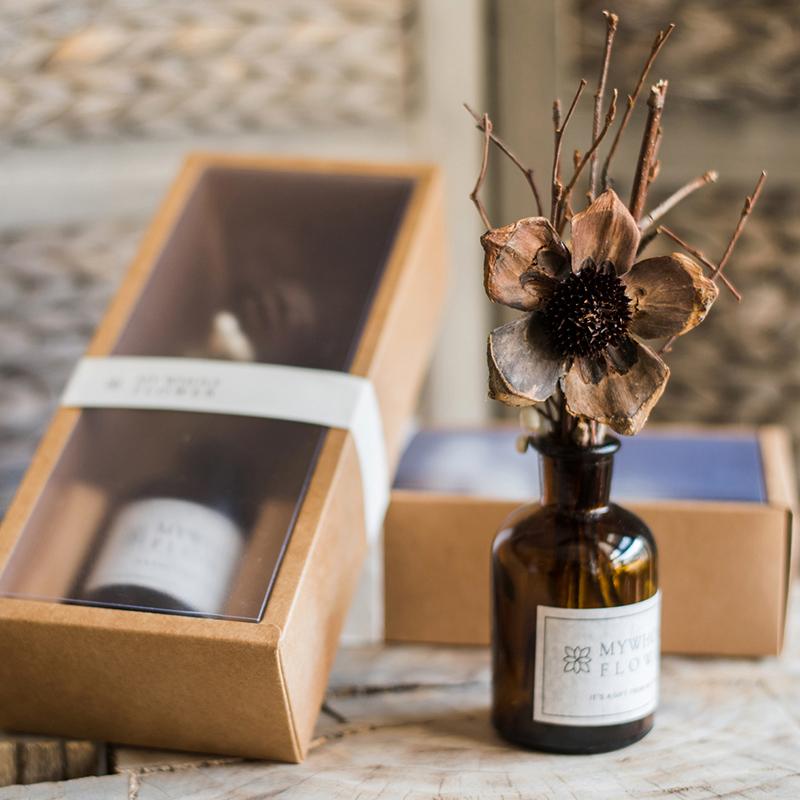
[0,219,141,511]
[649,182,800,431]
[575,0,800,115]
[0,0,416,144]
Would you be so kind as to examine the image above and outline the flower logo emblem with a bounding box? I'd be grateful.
[563,646,591,674]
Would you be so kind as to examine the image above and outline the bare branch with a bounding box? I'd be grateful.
[659,175,764,355]
[713,171,767,280]
[629,80,668,221]
[658,225,741,301]
[638,170,718,231]
[590,10,619,199]
[464,103,544,216]
[647,126,663,188]
[601,23,676,189]
[551,80,587,223]
[557,89,618,233]
[637,226,660,254]
[469,112,492,230]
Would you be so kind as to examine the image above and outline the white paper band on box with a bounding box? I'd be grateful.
[61,356,388,543]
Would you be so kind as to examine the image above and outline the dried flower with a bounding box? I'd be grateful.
[466,12,764,446]
[484,189,718,435]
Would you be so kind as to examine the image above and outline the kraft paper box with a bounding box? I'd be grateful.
[0,154,447,761]
[385,426,796,657]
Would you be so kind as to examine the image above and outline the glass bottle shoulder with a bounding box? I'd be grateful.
[492,501,656,573]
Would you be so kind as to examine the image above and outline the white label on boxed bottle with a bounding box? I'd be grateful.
[61,357,388,543]
[533,592,660,727]
[83,498,244,615]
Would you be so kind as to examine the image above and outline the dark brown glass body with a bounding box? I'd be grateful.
[491,436,658,754]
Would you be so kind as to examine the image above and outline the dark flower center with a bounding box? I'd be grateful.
[540,260,632,358]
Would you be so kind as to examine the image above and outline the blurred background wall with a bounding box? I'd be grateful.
[0,0,797,511]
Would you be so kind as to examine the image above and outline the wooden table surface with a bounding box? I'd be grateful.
[1,587,798,800]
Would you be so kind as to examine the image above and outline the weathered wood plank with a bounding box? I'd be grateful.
[0,775,129,800]
[0,742,15,789]
[0,737,106,790]
[13,739,63,787]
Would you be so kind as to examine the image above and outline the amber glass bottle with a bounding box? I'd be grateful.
[491,436,659,754]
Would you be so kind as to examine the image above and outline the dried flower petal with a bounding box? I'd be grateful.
[605,336,639,375]
[562,339,669,435]
[481,217,569,310]
[488,314,568,405]
[575,355,608,385]
[570,189,641,275]
[623,253,719,340]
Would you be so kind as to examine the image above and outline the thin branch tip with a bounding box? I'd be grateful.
[639,169,720,232]
[602,10,620,28]
[658,225,741,301]
[590,11,619,199]
[464,103,544,216]
[551,80,587,222]
[601,22,675,188]
[713,170,768,279]
[630,79,667,220]
[469,112,492,230]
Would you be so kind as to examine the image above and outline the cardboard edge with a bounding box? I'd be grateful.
[758,425,797,649]
[275,640,304,764]
[276,433,368,760]
[183,151,439,183]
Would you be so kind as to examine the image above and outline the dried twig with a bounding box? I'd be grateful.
[660,174,764,356]
[551,80,587,223]
[463,104,545,216]
[647,127,663,187]
[658,225,741,301]
[469,112,492,229]
[629,80,667,221]
[557,89,618,233]
[638,170,718,231]
[712,171,767,281]
[589,10,619,200]
[637,226,660,254]
[601,23,675,190]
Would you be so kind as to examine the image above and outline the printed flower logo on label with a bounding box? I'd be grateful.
[533,593,661,727]
[563,646,591,674]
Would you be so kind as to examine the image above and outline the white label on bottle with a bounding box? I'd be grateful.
[533,592,660,727]
[83,498,244,615]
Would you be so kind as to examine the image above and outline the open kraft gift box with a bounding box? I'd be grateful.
[0,154,447,761]
[385,426,797,657]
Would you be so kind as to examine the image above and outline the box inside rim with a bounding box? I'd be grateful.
[0,154,447,760]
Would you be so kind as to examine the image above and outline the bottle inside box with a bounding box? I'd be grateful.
[0,165,413,620]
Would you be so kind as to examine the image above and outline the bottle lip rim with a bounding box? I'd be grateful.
[530,434,621,458]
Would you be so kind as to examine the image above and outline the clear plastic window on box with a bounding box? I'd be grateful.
[0,166,412,621]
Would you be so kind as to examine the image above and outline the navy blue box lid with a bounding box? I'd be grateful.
[394,428,767,503]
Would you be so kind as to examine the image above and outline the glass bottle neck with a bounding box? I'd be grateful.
[538,450,615,512]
